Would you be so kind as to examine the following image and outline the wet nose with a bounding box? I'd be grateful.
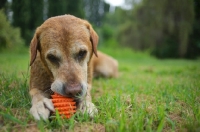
[64,83,82,96]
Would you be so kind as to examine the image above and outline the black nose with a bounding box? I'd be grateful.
[64,83,82,96]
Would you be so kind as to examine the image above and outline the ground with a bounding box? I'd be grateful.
[0,48,200,131]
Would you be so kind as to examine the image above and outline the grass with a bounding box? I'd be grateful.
[0,47,200,131]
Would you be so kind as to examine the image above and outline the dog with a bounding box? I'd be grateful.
[92,51,118,78]
[29,15,118,120]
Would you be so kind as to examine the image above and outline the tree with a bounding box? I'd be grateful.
[48,0,67,17]
[12,0,87,46]
[48,0,84,18]
[0,10,24,51]
[117,0,195,58]
[12,0,44,45]
[29,0,44,30]
[187,0,200,58]
[0,0,7,9]
[84,0,110,26]
[65,0,84,18]
[12,0,30,45]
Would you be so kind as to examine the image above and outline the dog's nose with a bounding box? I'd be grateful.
[64,83,82,96]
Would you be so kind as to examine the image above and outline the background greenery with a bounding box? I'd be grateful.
[1,0,200,58]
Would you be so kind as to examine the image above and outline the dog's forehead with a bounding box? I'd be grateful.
[39,15,91,50]
[42,15,90,36]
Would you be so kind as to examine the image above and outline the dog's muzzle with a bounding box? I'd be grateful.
[51,80,87,99]
[64,82,82,96]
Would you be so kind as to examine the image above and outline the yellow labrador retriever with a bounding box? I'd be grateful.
[29,15,118,120]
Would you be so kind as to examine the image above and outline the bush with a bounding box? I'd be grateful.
[0,10,24,51]
[96,23,120,48]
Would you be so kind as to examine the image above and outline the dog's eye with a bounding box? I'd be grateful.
[47,54,60,65]
[78,50,87,60]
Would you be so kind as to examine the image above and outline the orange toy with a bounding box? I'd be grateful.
[51,93,76,119]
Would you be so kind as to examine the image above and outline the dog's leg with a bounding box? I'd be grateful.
[29,58,55,120]
[79,84,98,118]
[92,51,118,78]
[29,88,55,120]
[78,62,98,118]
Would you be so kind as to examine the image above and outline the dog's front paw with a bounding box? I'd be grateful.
[79,101,98,118]
[30,98,55,120]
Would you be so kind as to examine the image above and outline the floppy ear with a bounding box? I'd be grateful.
[30,33,39,66]
[88,25,99,57]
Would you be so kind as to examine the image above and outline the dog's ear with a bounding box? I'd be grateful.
[30,33,39,66]
[88,25,99,57]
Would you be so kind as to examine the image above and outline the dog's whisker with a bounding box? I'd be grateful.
[44,88,54,94]
[74,91,86,100]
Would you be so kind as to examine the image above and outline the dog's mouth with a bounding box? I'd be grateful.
[59,95,81,107]
[48,89,82,108]
[50,89,84,101]
[50,80,87,98]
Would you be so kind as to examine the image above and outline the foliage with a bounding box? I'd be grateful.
[29,0,44,31]
[1,0,200,58]
[11,0,86,46]
[96,7,128,48]
[97,23,118,48]
[187,0,200,58]
[12,0,43,45]
[84,0,110,26]
[0,0,7,9]
[48,0,84,18]
[0,10,24,51]
[117,0,195,58]
[0,49,200,131]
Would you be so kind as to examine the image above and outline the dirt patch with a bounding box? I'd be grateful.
[12,123,39,132]
[8,81,20,89]
[73,122,105,132]
[92,87,105,97]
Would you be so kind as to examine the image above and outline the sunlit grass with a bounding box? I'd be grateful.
[0,48,200,131]
[0,50,29,78]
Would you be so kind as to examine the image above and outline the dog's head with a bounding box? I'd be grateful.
[30,15,98,99]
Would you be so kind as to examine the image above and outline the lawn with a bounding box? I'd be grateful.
[0,48,200,131]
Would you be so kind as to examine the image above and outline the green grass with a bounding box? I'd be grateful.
[0,48,200,131]
[0,50,29,78]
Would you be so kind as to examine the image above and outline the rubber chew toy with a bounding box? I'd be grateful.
[51,93,76,119]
